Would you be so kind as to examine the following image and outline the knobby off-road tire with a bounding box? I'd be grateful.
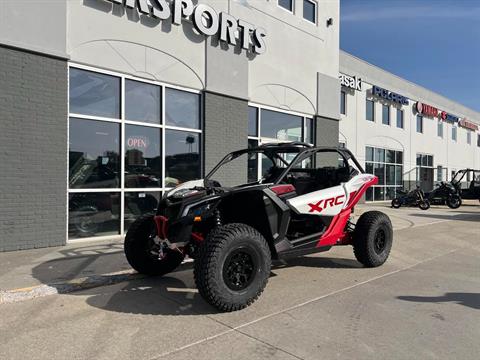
[124,216,184,276]
[194,223,271,312]
[353,211,393,268]
[446,195,462,209]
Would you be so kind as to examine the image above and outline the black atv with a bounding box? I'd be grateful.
[426,181,462,209]
[124,143,393,311]
[451,169,480,201]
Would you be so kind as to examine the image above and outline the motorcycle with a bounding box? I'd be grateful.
[391,186,430,210]
[426,181,462,209]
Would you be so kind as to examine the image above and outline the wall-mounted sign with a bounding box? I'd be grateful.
[339,74,362,91]
[104,0,266,55]
[459,118,479,131]
[415,102,460,123]
[372,85,409,105]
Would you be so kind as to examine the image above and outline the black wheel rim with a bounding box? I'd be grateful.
[373,229,387,254]
[223,247,257,291]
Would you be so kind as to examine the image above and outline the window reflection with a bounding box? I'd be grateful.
[125,80,161,124]
[248,107,258,136]
[68,192,120,238]
[248,139,258,182]
[125,125,162,188]
[165,130,201,187]
[165,88,200,129]
[69,118,120,188]
[124,192,160,231]
[69,68,120,118]
[260,109,303,141]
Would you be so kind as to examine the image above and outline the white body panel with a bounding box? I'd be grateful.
[287,174,375,216]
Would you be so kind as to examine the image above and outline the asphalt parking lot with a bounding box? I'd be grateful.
[1,203,479,360]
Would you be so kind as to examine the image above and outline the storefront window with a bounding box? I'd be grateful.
[125,80,161,124]
[365,146,403,201]
[68,67,202,240]
[261,109,303,141]
[124,192,161,231]
[165,88,201,129]
[68,192,120,239]
[125,125,161,188]
[69,118,120,189]
[248,107,258,136]
[416,153,434,191]
[306,118,314,144]
[69,68,120,118]
[165,130,201,188]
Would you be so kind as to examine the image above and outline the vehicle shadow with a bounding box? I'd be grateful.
[407,212,480,222]
[31,252,362,316]
[398,293,480,310]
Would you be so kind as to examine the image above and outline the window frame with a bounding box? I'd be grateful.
[302,0,317,24]
[68,63,203,242]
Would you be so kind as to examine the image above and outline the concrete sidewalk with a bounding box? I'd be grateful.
[1,202,478,303]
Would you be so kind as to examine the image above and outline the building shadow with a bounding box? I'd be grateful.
[407,212,480,222]
[398,293,480,310]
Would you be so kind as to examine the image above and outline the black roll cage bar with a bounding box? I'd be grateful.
[204,143,365,188]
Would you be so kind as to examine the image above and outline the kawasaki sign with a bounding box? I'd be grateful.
[103,0,267,55]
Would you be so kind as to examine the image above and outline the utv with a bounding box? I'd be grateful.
[124,143,393,311]
[451,169,480,201]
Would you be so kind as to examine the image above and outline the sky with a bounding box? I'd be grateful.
[340,0,480,112]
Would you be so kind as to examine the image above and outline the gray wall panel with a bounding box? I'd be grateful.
[204,92,248,187]
[0,46,68,251]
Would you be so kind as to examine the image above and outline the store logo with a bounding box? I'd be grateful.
[308,195,345,213]
[102,0,266,55]
[372,85,409,105]
[459,118,479,131]
[339,74,362,91]
[416,102,460,123]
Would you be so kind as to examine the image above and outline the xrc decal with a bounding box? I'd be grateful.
[308,195,345,213]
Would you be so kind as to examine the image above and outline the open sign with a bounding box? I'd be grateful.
[127,136,149,149]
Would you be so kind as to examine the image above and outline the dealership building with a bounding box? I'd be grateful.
[0,0,478,251]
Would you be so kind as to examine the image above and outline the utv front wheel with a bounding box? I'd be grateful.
[446,195,461,209]
[194,223,271,311]
[124,216,184,276]
[353,211,393,268]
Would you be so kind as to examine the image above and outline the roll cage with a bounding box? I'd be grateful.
[204,142,365,188]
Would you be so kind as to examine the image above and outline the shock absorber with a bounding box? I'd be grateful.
[215,209,222,227]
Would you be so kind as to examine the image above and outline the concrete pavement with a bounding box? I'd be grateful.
[0,204,479,359]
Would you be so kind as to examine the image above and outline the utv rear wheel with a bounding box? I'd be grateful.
[194,223,271,312]
[446,195,461,209]
[353,211,393,268]
[124,216,184,276]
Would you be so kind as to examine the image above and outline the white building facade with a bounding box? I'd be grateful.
[339,52,480,202]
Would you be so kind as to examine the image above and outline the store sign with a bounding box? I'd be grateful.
[103,0,267,55]
[372,85,409,105]
[415,102,460,123]
[459,118,479,131]
[127,136,150,149]
[339,74,362,91]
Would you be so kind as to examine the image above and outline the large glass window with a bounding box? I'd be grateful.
[68,67,202,240]
[165,130,201,188]
[278,0,293,12]
[416,153,434,191]
[365,146,403,201]
[69,118,120,189]
[260,109,303,141]
[165,88,201,129]
[125,80,161,124]
[340,91,346,115]
[396,109,404,129]
[303,0,316,23]
[366,99,374,121]
[125,125,161,188]
[69,68,120,118]
[382,104,390,125]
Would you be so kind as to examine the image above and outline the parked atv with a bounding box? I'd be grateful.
[124,143,393,311]
[451,169,480,201]
[391,186,430,210]
[426,181,462,209]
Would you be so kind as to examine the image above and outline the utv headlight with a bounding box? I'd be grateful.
[187,202,212,217]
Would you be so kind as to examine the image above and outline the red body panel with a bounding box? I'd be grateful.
[316,176,378,247]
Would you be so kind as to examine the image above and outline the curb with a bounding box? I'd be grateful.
[0,270,144,305]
